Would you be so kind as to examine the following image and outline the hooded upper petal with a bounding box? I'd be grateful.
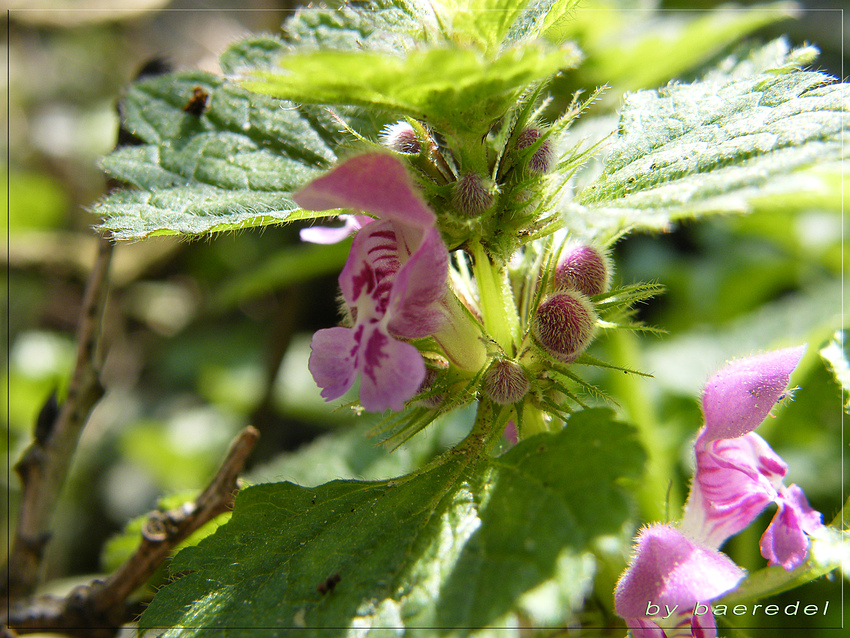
[700,346,806,443]
[292,153,436,230]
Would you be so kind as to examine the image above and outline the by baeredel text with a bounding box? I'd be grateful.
[645,600,831,619]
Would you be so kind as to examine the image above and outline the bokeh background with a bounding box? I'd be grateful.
[4,0,847,635]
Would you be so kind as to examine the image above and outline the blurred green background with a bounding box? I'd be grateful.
[4,1,846,635]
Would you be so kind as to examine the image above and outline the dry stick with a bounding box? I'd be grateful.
[5,425,260,637]
[4,237,113,602]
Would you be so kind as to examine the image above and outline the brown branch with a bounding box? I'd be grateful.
[4,237,113,602]
[4,426,260,638]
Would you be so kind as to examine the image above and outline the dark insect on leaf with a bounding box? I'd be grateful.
[316,573,341,595]
[183,86,210,116]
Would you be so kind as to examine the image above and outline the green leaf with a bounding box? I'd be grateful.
[244,43,581,138]
[565,1,799,94]
[279,1,427,53]
[434,0,581,54]
[94,43,344,239]
[562,39,849,245]
[140,408,644,635]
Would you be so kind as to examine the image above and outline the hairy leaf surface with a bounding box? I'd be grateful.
[561,39,849,245]
[140,409,644,635]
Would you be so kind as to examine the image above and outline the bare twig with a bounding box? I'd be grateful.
[4,237,113,601]
[4,425,260,638]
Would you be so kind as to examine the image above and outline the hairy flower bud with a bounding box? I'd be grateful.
[532,291,597,362]
[380,121,421,155]
[516,127,554,174]
[452,172,495,217]
[483,359,530,405]
[554,244,611,297]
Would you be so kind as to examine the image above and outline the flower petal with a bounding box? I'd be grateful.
[615,524,745,619]
[683,432,782,547]
[293,153,436,229]
[759,484,823,570]
[700,346,806,442]
[690,608,718,638]
[299,214,371,244]
[356,323,426,412]
[308,327,358,402]
[387,227,449,339]
[338,220,400,312]
[624,617,666,638]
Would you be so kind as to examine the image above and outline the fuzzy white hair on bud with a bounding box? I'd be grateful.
[532,291,598,362]
[380,121,421,155]
[484,359,530,405]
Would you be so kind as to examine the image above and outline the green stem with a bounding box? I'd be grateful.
[433,291,488,372]
[608,330,680,523]
[469,240,522,355]
[455,398,510,458]
[415,398,507,476]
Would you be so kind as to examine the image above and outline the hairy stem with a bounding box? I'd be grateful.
[469,240,521,355]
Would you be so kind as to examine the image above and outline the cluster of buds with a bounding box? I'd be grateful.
[294,146,643,444]
[376,119,559,253]
[294,104,645,446]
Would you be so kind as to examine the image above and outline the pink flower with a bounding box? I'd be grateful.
[293,153,449,412]
[615,525,745,638]
[615,347,823,636]
[682,346,823,569]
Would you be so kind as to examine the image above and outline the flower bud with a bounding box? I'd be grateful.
[380,121,421,155]
[483,359,530,405]
[554,244,611,298]
[516,127,554,174]
[532,291,597,362]
[452,172,495,217]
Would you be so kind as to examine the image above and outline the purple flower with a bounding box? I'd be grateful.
[616,347,822,636]
[682,346,823,569]
[615,524,745,638]
[293,153,449,412]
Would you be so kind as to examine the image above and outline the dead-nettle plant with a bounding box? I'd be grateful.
[7,1,848,637]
